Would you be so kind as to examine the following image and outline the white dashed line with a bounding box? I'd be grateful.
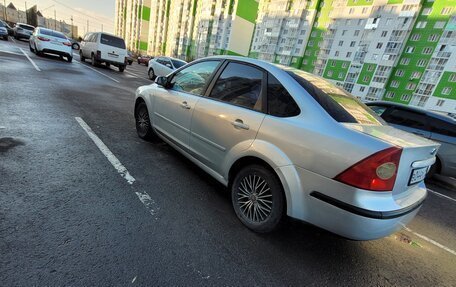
[75,117,135,184]
[10,37,16,43]
[428,188,456,203]
[125,70,144,78]
[20,48,41,71]
[74,60,120,83]
[402,225,456,256]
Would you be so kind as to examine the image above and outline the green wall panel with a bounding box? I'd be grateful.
[356,63,377,85]
[433,72,456,99]
[236,0,259,24]
[323,59,350,81]
[142,6,150,21]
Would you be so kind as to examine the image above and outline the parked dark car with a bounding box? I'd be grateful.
[367,101,456,178]
[137,55,152,65]
[0,20,13,36]
[0,21,8,40]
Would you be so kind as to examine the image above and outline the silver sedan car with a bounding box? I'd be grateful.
[134,56,439,240]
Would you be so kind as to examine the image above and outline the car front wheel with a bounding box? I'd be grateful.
[231,164,285,233]
[135,102,155,140]
[148,68,155,80]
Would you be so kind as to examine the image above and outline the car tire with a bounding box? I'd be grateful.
[29,42,33,52]
[128,60,132,65]
[72,43,79,50]
[80,50,85,62]
[231,164,285,233]
[91,54,97,66]
[4,36,8,41]
[427,157,441,179]
[67,56,72,63]
[148,68,155,80]
[135,102,155,140]
[34,44,42,56]
[119,65,125,72]
[106,62,110,68]
[137,59,140,65]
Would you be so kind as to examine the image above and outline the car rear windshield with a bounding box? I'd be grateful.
[19,24,34,31]
[100,34,126,49]
[172,59,186,69]
[287,70,383,125]
[40,29,67,39]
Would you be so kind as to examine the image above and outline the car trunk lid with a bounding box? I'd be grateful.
[345,124,440,196]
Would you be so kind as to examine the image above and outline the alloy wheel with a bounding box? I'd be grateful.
[236,174,273,223]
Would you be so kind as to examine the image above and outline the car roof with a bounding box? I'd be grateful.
[366,101,456,123]
[17,23,34,27]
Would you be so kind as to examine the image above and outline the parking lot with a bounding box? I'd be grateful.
[1,38,455,286]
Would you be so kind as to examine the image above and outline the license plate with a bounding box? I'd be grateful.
[51,41,62,45]
[409,167,427,185]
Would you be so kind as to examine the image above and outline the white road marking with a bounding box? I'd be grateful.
[20,48,41,71]
[74,60,120,83]
[428,188,456,203]
[401,225,456,256]
[125,70,145,78]
[10,37,16,43]
[0,49,23,56]
[75,117,135,184]
[135,191,159,216]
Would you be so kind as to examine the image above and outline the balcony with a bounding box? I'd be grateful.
[436,51,451,58]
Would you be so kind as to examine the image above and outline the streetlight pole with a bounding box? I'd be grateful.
[54,9,56,30]
[3,0,7,22]
[71,16,73,38]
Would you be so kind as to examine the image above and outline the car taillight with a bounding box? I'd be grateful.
[96,50,101,58]
[63,41,72,46]
[334,147,402,191]
[37,36,50,41]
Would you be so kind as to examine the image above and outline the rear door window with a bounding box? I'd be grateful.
[383,109,429,130]
[287,71,383,125]
[429,118,456,137]
[169,60,221,96]
[19,24,34,31]
[100,34,125,49]
[209,62,264,111]
[267,74,300,117]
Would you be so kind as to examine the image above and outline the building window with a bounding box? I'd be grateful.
[411,34,421,41]
[396,70,404,77]
[442,87,452,95]
[436,100,445,107]
[338,72,344,79]
[349,8,355,14]
[327,71,333,77]
[434,21,446,29]
[338,40,343,46]
[376,43,383,49]
[405,46,415,53]
[342,62,348,68]
[362,7,369,14]
[400,58,410,65]
[406,83,416,90]
[349,41,355,47]
[346,52,352,58]
[441,8,453,15]
[386,91,395,98]
[311,31,317,37]
[449,73,456,82]
[331,60,336,67]
[401,94,411,101]
[381,31,387,37]
[428,34,439,42]
[363,76,370,82]
[335,51,339,56]
[360,86,365,92]
[411,71,422,79]
[422,47,433,54]
[354,30,360,36]
[391,80,399,88]
[308,41,314,47]
[367,65,375,72]
[416,21,427,28]
[342,30,347,36]
[417,59,427,67]
[422,8,432,15]
[298,39,303,44]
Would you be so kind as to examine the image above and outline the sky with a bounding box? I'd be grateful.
[8,0,115,35]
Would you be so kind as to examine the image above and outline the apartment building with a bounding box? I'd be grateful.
[115,0,151,53]
[115,0,455,112]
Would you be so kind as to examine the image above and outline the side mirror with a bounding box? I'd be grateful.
[165,63,172,68]
[155,76,168,88]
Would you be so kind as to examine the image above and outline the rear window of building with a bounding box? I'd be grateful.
[286,70,383,125]
[40,29,66,39]
[19,24,34,31]
[100,34,126,49]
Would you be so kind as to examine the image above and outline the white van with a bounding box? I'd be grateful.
[80,32,127,72]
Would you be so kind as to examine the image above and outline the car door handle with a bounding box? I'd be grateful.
[231,119,249,130]
[180,101,191,110]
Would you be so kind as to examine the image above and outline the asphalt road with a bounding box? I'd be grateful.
[1,38,455,286]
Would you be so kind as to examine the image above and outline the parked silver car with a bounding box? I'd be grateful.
[13,22,34,40]
[134,56,439,240]
[367,101,456,178]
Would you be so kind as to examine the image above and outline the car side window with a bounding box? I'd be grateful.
[383,109,429,130]
[268,74,300,117]
[429,118,456,137]
[169,60,220,96]
[163,59,172,68]
[209,62,264,111]
[368,105,388,117]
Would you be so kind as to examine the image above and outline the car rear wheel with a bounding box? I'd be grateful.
[148,68,155,80]
[91,54,98,67]
[72,43,79,50]
[135,102,155,140]
[80,50,85,62]
[119,65,125,72]
[106,62,110,68]
[67,56,72,63]
[231,165,284,233]
[34,44,41,56]
[29,42,33,52]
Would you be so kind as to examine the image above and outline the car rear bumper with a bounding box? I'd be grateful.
[16,32,31,39]
[277,165,426,240]
[0,30,7,36]
[95,55,125,66]
[36,41,72,56]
